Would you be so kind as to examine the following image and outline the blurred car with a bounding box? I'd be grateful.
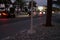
[0,11,8,18]
[38,11,46,16]
[0,11,15,18]
[0,4,15,18]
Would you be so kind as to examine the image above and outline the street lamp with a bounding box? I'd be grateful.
[28,0,36,34]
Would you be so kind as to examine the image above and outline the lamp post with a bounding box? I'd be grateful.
[28,0,36,34]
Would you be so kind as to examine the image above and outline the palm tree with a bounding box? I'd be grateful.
[45,0,52,26]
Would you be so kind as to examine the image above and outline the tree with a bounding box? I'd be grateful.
[28,1,37,9]
[0,0,10,4]
[16,0,25,8]
[0,0,4,3]
[53,0,60,6]
[45,0,52,26]
[57,0,60,5]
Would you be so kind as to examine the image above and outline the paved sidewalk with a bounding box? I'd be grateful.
[1,23,60,40]
[16,15,29,18]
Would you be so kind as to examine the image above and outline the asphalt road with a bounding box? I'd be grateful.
[0,17,30,25]
[0,13,60,40]
[0,13,60,26]
[0,15,41,25]
[0,15,45,40]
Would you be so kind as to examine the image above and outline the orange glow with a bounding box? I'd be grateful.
[0,13,1,15]
[2,13,7,15]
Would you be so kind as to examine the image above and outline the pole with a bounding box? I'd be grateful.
[28,0,36,34]
[31,0,33,31]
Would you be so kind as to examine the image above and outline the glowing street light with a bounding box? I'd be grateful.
[38,6,43,11]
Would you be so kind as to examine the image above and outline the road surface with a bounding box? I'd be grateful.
[0,13,60,40]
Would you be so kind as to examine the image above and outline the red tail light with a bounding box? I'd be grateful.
[33,12,36,15]
[2,13,7,16]
[0,13,1,16]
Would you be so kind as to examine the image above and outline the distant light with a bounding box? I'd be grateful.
[43,12,45,14]
[39,12,43,16]
[38,6,43,11]
[33,12,36,15]
[39,12,42,14]
[52,11,55,13]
